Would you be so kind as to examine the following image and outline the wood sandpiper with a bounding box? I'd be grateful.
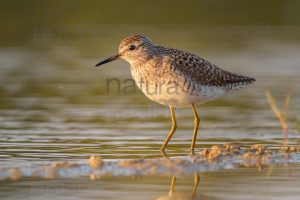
[96,35,255,155]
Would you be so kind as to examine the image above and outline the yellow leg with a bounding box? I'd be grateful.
[190,104,200,155]
[168,175,176,195]
[192,172,200,197]
[160,106,177,154]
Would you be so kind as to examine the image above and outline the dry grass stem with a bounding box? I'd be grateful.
[265,90,288,145]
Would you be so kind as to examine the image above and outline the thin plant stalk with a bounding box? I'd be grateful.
[265,90,288,146]
[283,87,292,118]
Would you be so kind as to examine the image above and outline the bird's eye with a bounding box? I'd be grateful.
[129,45,136,51]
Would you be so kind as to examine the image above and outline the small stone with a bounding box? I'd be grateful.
[251,144,269,155]
[242,152,254,159]
[224,143,241,154]
[89,173,97,180]
[10,168,22,181]
[200,149,210,158]
[241,152,256,167]
[281,146,290,152]
[289,146,296,152]
[88,155,103,169]
[208,145,224,160]
[44,166,56,180]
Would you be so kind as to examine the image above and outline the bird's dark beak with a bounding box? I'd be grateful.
[95,54,120,67]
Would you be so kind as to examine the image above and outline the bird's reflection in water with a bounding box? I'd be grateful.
[155,173,215,200]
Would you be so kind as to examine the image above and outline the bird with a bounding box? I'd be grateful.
[95,35,255,155]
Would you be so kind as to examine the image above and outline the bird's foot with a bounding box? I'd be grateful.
[160,149,169,158]
[189,150,195,156]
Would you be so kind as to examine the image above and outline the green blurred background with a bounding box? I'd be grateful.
[1,0,300,46]
[1,0,300,98]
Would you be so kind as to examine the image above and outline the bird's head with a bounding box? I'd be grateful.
[95,35,155,67]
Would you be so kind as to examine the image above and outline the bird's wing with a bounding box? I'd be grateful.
[169,48,255,87]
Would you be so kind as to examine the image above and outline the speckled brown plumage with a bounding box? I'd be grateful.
[160,46,255,90]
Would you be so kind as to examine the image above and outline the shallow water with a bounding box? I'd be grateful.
[1,165,300,200]
[1,8,300,199]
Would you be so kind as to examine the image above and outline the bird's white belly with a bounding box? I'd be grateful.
[146,85,226,108]
[131,67,226,108]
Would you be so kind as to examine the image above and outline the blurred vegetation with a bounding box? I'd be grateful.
[1,0,300,45]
